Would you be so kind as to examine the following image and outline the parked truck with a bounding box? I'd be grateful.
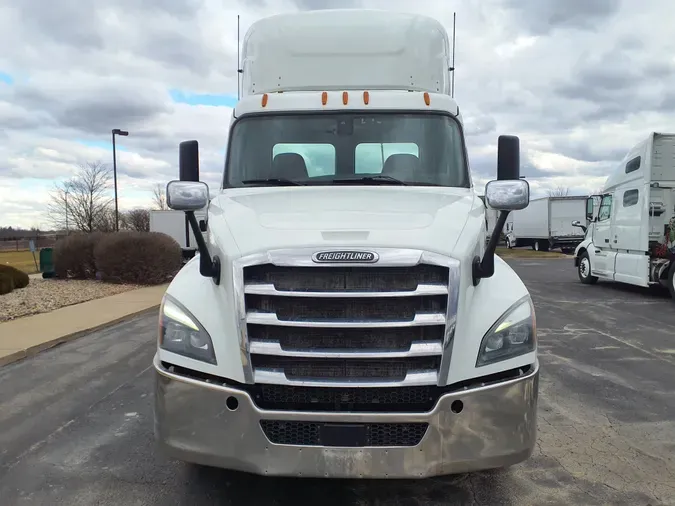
[153,9,539,479]
[149,209,207,262]
[574,132,675,300]
[509,196,589,253]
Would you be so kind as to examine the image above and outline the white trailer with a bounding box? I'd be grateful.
[149,209,207,261]
[510,196,588,252]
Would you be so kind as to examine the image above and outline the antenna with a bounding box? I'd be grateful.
[237,14,241,100]
[451,12,456,98]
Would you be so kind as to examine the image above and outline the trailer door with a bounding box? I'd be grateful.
[549,199,586,238]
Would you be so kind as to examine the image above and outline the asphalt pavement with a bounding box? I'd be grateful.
[1,258,674,505]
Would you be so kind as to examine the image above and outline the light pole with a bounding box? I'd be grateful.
[64,187,69,234]
[112,128,129,232]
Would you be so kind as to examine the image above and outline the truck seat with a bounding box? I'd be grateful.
[272,153,309,180]
[381,153,420,180]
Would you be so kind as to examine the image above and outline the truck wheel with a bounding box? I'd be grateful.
[533,241,548,252]
[507,237,514,249]
[668,262,675,301]
[578,251,598,285]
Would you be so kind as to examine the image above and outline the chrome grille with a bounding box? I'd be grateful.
[238,249,457,388]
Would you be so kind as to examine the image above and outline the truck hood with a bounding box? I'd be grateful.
[210,186,479,257]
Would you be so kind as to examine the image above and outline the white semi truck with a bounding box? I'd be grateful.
[153,9,539,479]
[574,132,675,300]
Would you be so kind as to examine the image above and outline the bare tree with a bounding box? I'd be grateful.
[123,209,150,232]
[152,183,168,210]
[96,207,118,233]
[547,186,570,197]
[48,162,114,232]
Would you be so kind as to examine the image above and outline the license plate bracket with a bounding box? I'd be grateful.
[319,423,368,447]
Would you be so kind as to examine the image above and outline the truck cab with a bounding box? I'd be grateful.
[574,132,675,300]
[153,9,539,478]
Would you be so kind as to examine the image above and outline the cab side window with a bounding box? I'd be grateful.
[622,189,639,207]
[598,195,613,221]
[625,156,641,174]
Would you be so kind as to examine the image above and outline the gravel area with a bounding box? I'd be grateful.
[0,278,142,322]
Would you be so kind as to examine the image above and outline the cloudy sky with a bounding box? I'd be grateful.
[1,0,673,229]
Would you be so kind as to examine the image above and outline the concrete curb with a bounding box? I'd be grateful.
[0,305,160,368]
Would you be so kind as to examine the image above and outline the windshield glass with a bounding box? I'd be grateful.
[224,113,469,188]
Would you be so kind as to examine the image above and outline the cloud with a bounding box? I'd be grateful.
[1,0,674,229]
[500,0,621,35]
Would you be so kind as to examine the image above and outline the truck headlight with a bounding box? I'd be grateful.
[158,295,217,364]
[476,295,536,367]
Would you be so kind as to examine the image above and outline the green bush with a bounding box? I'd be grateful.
[94,231,182,285]
[53,232,103,279]
[0,264,29,289]
[0,272,15,295]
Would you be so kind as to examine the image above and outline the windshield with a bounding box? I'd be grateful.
[224,113,469,188]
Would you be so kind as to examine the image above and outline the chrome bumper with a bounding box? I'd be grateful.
[153,356,539,479]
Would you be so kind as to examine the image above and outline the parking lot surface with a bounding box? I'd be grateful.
[0,258,673,505]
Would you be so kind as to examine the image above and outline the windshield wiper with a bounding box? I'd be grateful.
[331,175,408,186]
[241,178,306,186]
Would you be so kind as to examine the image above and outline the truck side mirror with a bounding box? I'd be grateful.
[497,135,520,181]
[586,197,594,220]
[485,179,529,211]
[179,140,200,182]
[571,219,587,233]
[172,140,220,285]
[166,181,209,211]
[473,135,526,286]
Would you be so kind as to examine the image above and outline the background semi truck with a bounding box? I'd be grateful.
[574,131,675,300]
[508,196,588,253]
[153,9,539,479]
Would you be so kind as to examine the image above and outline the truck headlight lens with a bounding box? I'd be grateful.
[476,296,536,367]
[159,295,217,364]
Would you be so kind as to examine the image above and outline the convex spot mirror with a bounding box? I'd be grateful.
[166,180,209,211]
[572,220,582,227]
[485,179,530,211]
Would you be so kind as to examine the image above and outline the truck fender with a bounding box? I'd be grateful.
[573,238,594,267]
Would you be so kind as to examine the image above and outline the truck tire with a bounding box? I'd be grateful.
[668,261,675,301]
[532,240,549,252]
[578,251,598,285]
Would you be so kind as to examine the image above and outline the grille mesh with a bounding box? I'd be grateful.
[252,356,441,380]
[254,384,436,412]
[244,265,449,292]
[247,295,447,322]
[260,420,428,447]
[248,325,443,350]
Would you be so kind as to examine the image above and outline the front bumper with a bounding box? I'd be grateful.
[154,355,539,479]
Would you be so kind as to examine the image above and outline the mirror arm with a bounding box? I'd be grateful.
[186,211,220,285]
[472,210,510,286]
